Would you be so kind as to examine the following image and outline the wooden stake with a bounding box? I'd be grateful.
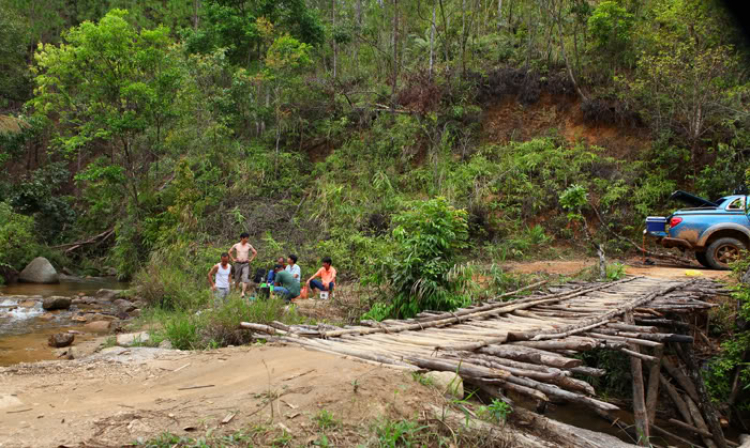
[645,345,663,424]
[675,343,728,448]
[625,312,650,445]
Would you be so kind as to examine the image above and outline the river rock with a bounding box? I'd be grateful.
[72,296,97,305]
[71,315,88,323]
[18,257,59,284]
[18,300,37,308]
[117,331,150,346]
[114,298,136,313]
[84,320,111,332]
[39,313,56,321]
[96,289,123,302]
[48,333,74,348]
[42,296,72,310]
[424,371,464,399]
[158,340,173,350]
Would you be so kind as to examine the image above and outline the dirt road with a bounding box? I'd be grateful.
[0,344,437,447]
[505,259,733,280]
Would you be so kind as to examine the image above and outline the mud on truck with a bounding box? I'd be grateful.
[646,190,750,270]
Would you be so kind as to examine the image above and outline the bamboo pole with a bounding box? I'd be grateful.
[626,312,650,445]
[645,345,663,424]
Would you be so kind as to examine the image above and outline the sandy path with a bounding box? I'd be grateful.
[504,259,733,280]
[0,345,435,447]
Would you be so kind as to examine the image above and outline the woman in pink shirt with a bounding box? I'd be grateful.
[306,256,336,293]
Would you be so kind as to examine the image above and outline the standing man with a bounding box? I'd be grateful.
[286,254,301,283]
[229,232,257,298]
[208,253,232,305]
[272,264,301,302]
[306,256,336,296]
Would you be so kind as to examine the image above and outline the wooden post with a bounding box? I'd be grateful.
[625,312,650,445]
[645,345,663,424]
[675,343,728,448]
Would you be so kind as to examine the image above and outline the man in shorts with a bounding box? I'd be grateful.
[208,253,232,305]
[229,232,257,298]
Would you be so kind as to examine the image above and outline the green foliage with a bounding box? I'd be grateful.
[577,350,632,398]
[367,197,471,319]
[605,262,626,281]
[313,409,340,430]
[588,1,635,66]
[704,259,750,405]
[0,202,39,271]
[559,184,588,221]
[374,418,429,448]
[477,399,512,423]
[411,372,434,387]
[0,5,30,104]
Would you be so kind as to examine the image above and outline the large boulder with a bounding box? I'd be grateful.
[42,296,72,310]
[18,258,59,284]
[48,333,74,348]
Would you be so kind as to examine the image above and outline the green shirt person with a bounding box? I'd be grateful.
[273,264,301,302]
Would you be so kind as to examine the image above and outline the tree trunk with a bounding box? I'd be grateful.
[332,0,337,79]
[193,0,200,30]
[429,1,436,78]
[497,0,502,29]
[356,0,362,74]
[391,0,398,114]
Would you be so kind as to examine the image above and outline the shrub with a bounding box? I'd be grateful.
[0,201,39,272]
[366,197,471,319]
[200,297,304,347]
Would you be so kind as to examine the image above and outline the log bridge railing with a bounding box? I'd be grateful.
[241,275,731,447]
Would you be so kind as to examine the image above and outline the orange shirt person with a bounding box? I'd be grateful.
[306,257,336,294]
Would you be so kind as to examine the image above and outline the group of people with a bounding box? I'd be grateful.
[207,232,337,303]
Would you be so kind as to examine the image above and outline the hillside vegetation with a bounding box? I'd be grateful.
[1,0,750,316]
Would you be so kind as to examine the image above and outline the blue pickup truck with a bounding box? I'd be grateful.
[646,191,749,269]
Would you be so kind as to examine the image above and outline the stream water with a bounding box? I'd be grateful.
[0,278,128,366]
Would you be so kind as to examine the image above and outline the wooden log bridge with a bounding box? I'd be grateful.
[241,275,730,447]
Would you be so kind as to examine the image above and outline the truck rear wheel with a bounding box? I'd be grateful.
[706,237,746,270]
[695,252,710,268]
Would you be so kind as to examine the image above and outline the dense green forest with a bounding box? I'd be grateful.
[2,0,750,413]
[2,0,750,341]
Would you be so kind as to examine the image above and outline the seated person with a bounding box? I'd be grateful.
[285,254,301,283]
[306,256,336,295]
[267,257,287,284]
[273,264,301,303]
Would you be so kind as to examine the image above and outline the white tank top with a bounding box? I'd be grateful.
[215,263,231,289]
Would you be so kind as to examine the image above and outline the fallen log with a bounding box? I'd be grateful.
[662,356,700,402]
[688,396,719,448]
[453,355,594,395]
[667,419,740,447]
[660,373,695,426]
[428,403,557,448]
[479,377,618,413]
[479,345,582,369]
[586,332,663,348]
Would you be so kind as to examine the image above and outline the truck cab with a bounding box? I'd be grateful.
[646,191,750,269]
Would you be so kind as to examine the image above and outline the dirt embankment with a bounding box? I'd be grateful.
[0,345,441,447]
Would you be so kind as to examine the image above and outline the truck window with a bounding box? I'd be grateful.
[727,198,745,210]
